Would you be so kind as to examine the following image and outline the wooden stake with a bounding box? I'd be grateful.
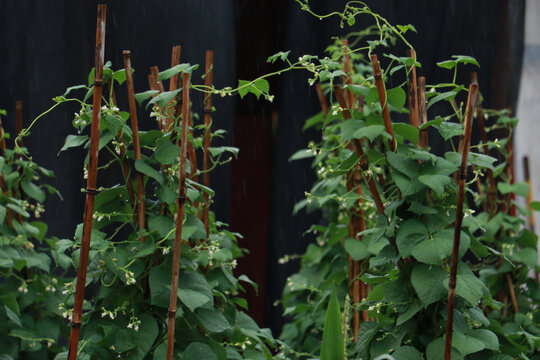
[523,156,535,231]
[417,77,428,148]
[315,83,329,117]
[202,50,214,235]
[370,55,396,151]
[169,45,181,92]
[123,50,146,241]
[506,273,519,313]
[476,106,497,213]
[342,40,354,108]
[335,86,384,214]
[166,72,191,360]
[68,5,106,360]
[444,81,478,360]
[407,49,420,129]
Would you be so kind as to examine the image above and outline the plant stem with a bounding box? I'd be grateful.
[444,80,478,360]
[203,50,214,235]
[370,55,396,151]
[123,50,147,242]
[476,105,497,214]
[0,116,14,227]
[68,5,106,360]
[166,72,191,360]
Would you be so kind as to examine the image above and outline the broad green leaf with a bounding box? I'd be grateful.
[320,288,344,360]
[196,308,230,333]
[418,174,452,196]
[396,219,428,256]
[135,159,164,184]
[58,135,88,154]
[178,289,210,312]
[412,229,469,265]
[21,181,46,203]
[387,151,419,179]
[149,266,170,308]
[411,263,447,306]
[427,90,460,109]
[396,301,422,325]
[237,79,269,99]
[387,87,406,109]
[154,139,180,165]
[452,332,485,355]
[103,113,122,135]
[353,125,389,142]
[469,152,496,170]
[341,119,365,141]
[147,88,181,109]
[530,201,540,211]
[344,238,370,261]
[436,121,463,140]
[426,337,463,360]
[158,63,197,81]
[444,263,487,305]
[134,90,159,106]
[183,343,218,360]
[113,69,127,85]
[497,181,529,198]
[392,171,425,196]
[148,215,174,239]
[355,322,381,358]
[179,271,213,311]
[391,346,423,360]
[63,85,88,97]
[208,146,239,158]
[468,329,499,351]
[125,313,158,360]
[267,51,290,64]
[393,123,419,143]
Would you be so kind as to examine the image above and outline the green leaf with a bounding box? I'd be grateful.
[267,51,290,63]
[183,343,218,360]
[196,308,230,333]
[146,88,181,109]
[412,229,469,265]
[436,121,463,140]
[238,79,269,99]
[468,329,499,351]
[179,271,213,311]
[341,119,365,141]
[135,159,164,184]
[320,288,344,360]
[530,201,540,211]
[344,238,370,261]
[396,219,428,257]
[158,63,197,81]
[21,181,46,203]
[387,87,406,109]
[63,85,88,97]
[149,267,170,308]
[391,346,423,360]
[178,289,210,312]
[427,90,460,109]
[58,135,88,154]
[103,113,122,135]
[353,125,389,142]
[289,149,315,162]
[444,264,487,305]
[418,174,452,196]
[411,263,447,306]
[452,55,480,68]
[125,313,158,360]
[426,337,463,360]
[452,332,485,355]
[393,123,419,143]
[113,69,127,85]
[208,146,239,158]
[154,139,181,165]
[387,151,419,179]
[148,215,174,239]
[469,152,496,170]
[134,90,159,106]
[396,301,422,326]
[497,181,529,198]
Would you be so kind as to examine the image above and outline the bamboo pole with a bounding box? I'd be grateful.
[417,77,428,148]
[523,156,535,231]
[202,50,214,235]
[342,40,354,108]
[123,50,146,242]
[169,45,181,92]
[407,49,420,129]
[335,86,384,214]
[444,81,478,360]
[370,55,396,151]
[166,72,191,360]
[506,272,519,314]
[67,5,106,360]
[315,84,329,116]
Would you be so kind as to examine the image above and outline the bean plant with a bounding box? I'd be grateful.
[278,3,540,360]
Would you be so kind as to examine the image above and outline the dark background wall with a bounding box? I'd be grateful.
[0,0,524,334]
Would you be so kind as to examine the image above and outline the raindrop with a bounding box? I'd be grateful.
[319,17,322,20]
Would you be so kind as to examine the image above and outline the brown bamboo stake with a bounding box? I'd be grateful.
[523,156,535,231]
[202,50,214,235]
[506,272,519,313]
[417,77,428,148]
[342,39,354,108]
[169,45,182,92]
[123,50,146,242]
[150,66,165,93]
[506,132,516,217]
[370,55,396,151]
[335,86,384,214]
[187,110,199,182]
[166,72,191,360]
[67,5,106,360]
[407,49,420,129]
[315,83,329,116]
[444,81,478,360]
